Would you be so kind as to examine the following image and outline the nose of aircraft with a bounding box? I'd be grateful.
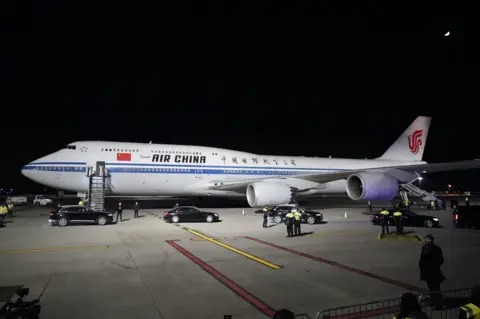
[21,163,33,179]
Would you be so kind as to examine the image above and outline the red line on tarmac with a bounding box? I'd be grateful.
[242,236,427,293]
[166,240,276,318]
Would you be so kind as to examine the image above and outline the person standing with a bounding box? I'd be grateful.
[292,208,302,236]
[262,207,268,228]
[368,201,372,212]
[393,210,404,235]
[133,202,140,218]
[116,202,123,223]
[379,208,390,235]
[419,234,445,308]
[285,211,295,237]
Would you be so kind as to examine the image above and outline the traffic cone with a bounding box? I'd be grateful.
[242,209,245,215]
[344,212,348,219]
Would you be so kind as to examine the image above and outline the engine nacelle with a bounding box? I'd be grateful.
[246,182,292,207]
[346,172,398,201]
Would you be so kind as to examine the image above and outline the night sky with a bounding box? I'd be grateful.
[2,3,476,192]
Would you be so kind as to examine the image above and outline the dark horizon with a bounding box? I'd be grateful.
[3,3,476,192]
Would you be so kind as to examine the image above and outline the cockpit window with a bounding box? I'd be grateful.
[66,145,76,150]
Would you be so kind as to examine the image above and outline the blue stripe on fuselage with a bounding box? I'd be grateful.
[23,161,346,176]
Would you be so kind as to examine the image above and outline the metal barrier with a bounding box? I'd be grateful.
[316,287,473,319]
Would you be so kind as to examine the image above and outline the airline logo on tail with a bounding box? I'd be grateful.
[408,129,423,154]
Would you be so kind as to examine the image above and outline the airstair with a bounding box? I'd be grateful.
[400,181,437,203]
[87,161,109,212]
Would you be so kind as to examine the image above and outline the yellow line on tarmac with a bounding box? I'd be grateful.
[183,227,282,269]
[307,231,366,237]
[0,245,109,254]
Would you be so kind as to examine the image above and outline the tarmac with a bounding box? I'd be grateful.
[0,203,479,319]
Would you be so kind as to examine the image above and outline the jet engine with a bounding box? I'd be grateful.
[246,182,293,207]
[346,172,398,200]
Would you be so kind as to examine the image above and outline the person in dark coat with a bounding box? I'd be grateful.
[394,292,429,319]
[419,234,445,308]
[116,202,123,223]
[133,202,140,218]
[262,207,269,228]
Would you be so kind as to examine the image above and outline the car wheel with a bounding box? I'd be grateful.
[424,220,433,228]
[172,216,180,223]
[307,216,315,225]
[206,215,214,223]
[58,218,68,227]
[34,202,40,206]
[274,215,282,223]
[97,216,107,226]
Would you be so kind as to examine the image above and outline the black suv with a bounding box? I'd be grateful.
[49,205,114,227]
[453,206,480,229]
[268,204,323,225]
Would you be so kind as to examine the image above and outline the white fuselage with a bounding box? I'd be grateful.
[21,141,421,198]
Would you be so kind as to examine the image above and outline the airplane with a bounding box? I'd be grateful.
[21,116,480,207]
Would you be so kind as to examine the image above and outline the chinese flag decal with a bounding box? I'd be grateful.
[117,153,131,161]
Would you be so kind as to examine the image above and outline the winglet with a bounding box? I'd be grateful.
[378,116,431,161]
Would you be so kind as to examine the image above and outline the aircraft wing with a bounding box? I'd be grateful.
[207,159,480,191]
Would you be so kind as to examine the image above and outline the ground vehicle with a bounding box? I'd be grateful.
[453,206,480,229]
[267,204,323,225]
[6,196,27,205]
[163,206,220,223]
[48,205,114,226]
[371,208,439,228]
[0,286,41,318]
[33,195,53,206]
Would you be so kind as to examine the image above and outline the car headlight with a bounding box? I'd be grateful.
[214,214,218,216]
[433,218,438,221]
[316,213,322,217]
[108,214,113,216]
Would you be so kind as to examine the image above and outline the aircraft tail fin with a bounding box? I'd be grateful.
[377,116,431,161]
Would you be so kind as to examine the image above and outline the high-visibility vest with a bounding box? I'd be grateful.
[460,303,480,319]
[380,210,390,215]
[393,211,402,217]
[293,212,301,221]
[78,201,83,206]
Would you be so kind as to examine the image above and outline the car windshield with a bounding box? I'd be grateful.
[296,206,307,212]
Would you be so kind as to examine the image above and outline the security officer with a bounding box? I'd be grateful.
[393,210,404,235]
[292,208,302,236]
[379,208,390,235]
[133,202,140,218]
[0,205,6,227]
[459,285,480,319]
[430,200,435,210]
[262,206,269,228]
[368,201,372,212]
[466,197,470,207]
[285,210,295,237]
